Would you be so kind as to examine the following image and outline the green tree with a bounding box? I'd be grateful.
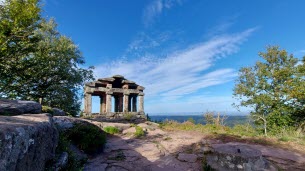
[0,0,94,115]
[233,46,305,135]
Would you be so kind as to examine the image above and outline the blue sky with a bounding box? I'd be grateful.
[42,0,305,114]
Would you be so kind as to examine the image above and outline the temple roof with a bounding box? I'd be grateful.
[86,75,144,90]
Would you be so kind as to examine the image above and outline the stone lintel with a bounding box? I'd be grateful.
[98,77,115,82]
[112,75,124,79]
[137,86,145,90]
[106,91,113,95]
[138,92,144,96]
[122,80,136,84]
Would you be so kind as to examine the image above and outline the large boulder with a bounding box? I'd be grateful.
[52,108,66,116]
[0,114,58,171]
[0,100,42,115]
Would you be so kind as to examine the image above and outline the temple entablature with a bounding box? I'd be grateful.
[83,75,145,119]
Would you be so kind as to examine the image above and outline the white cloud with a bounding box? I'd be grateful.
[94,28,256,106]
[142,0,183,27]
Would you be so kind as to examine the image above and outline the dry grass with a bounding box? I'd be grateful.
[160,120,305,154]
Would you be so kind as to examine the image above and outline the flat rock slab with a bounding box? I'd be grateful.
[207,144,274,171]
[177,153,198,162]
[0,100,41,115]
[84,126,204,171]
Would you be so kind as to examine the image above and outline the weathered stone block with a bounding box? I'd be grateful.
[0,100,42,115]
[0,114,58,171]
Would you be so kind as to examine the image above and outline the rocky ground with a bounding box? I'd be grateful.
[83,120,305,171]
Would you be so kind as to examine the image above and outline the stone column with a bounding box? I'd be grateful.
[84,93,92,115]
[106,92,113,113]
[138,93,144,113]
[101,94,106,113]
[123,93,129,112]
[132,95,137,112]
[119,95,123,112]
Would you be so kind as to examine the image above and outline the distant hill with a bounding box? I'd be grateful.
[149,114,251,127]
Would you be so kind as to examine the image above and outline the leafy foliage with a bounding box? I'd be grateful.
[0,0,94,116]
[103,126,120,134]
[66,123,106,155]
[234,46,305,134]
[134,126,145,138]
[42,106,54,115]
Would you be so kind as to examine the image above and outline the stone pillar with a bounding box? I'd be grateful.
[84,93,92,115]
[101,94,106,113]
[114,96,119,112]
[100,94,106,114]
[138,93,144,113]
[132,95,137,112]
[123,93,129,112]
[119,95,123,112]
[106,92,113,113]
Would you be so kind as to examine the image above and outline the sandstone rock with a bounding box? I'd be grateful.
[53,116,75,130]
[177,153,198,163]
[55,152,69,171]
[122,127,136,134]
[201,146,213,154]
[69,144,88,162]
[52,108,66,116]
[0,114,58,171]
[0,100,42,115]
[207,144,276,171]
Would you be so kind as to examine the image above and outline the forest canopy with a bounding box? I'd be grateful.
[0,0,94,115]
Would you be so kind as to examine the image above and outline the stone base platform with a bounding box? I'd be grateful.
[85,112,147,123]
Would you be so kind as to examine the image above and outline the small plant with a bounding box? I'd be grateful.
[66,123,106,154]
[42,106,54,115]
[103,126,120,134]
[124,113,134,121]
[188,117,196,124]
[134,126,145,138]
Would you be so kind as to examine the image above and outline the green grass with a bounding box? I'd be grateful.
[42,106,54,115]
[134,126,145,138]
[124,113,134,121]
[103,126,120,134]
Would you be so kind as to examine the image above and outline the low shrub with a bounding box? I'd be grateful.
[103,126,120,134]
[46,132,87,171]
[42,106,54,115]
[124,113,134,121]
[66,123,106,155]
[134,126,145,138]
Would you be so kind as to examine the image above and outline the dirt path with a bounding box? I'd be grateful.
[83,121,305,171]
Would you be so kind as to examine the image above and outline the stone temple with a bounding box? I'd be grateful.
[84,75,145,119]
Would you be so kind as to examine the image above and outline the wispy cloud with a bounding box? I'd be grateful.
[142,0,183,27]
[95,28,256,107]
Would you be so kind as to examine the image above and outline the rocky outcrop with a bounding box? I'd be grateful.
[0,100,42,115]
[0,114,58,171]
[52,108,66,116]
[206,144,277,171]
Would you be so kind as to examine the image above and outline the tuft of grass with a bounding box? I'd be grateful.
[124,113,134,121]
[42,106,54,115]
[134,126,145,138]
[103,126,120,134]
